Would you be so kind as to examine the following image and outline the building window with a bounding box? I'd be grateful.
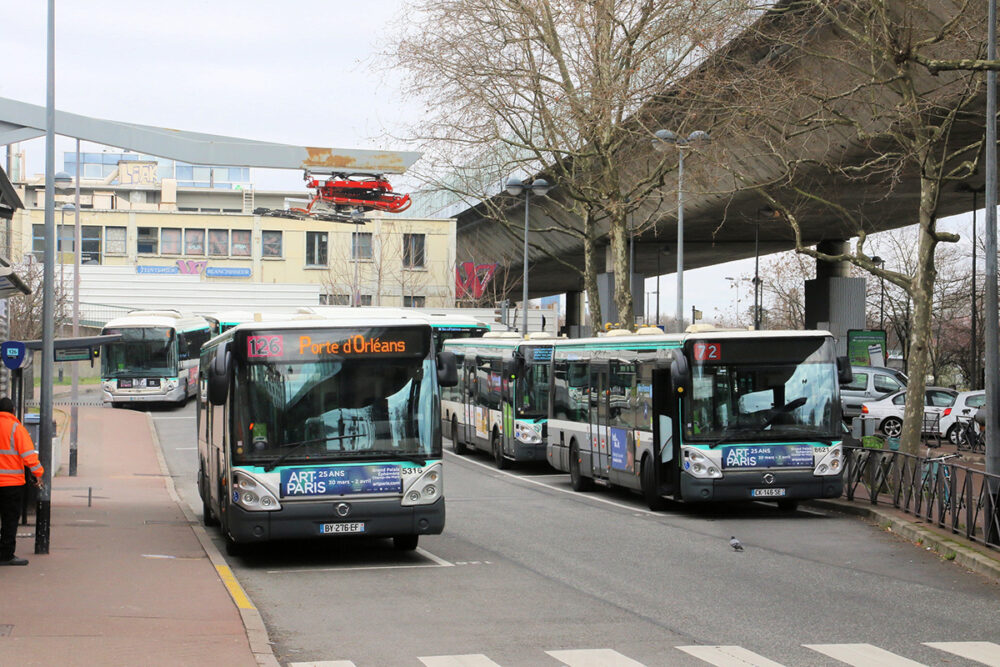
[352,231,373,260]
[306,231,328,266]
[403,233,425,268]
[231,230,251,257]
[137,227,158,254]
[161,228,182,255]
[358,295,373,306]
[262,230,282,258]
[209,229,229,256]
[31,225,45,261]
[321,294,350,305]
[81,226,103,264]
[403,295,426,308]
[105,227,127,255]
[185,229,205,255]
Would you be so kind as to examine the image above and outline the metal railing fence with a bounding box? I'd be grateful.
[844,446,1000,551]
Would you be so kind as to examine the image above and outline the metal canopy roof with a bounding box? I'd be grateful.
[0,96,420,174]
[0,166,23,220]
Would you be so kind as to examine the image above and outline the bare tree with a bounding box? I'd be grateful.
[388,0,748,333]
[687,0,1000,454]
[8,258,68,341]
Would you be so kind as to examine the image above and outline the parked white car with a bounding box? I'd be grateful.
[861,387,958,438]
[941,390,986,445]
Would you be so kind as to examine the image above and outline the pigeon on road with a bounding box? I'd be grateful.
[729,536,744,552]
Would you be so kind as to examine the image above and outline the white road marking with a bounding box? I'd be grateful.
[173,446,197,450]
[416,546,455,567]
[419,655,503,666]
[444,450,662,517]
[804,644,926,666]
[267,548,453,575]
[546,648,646,666]
[677,645,785,666]
[925,642,1000,666]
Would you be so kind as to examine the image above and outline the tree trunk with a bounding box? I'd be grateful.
[898,177,940,456]
[611,212,633,329]
[583,212,602,335]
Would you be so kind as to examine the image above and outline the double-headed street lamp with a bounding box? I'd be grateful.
[506,177,552,334]
[652,129,710,332]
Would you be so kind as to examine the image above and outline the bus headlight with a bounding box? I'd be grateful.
[165,378,179,391]
[814,444,843,476]
[682,446,723,479]
[401,463,443,506]
[232,471,281,511]
[515,422,542,444]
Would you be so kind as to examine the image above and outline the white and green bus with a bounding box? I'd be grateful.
[197,317,458,554]
[441,333,555,468]
[101,310,212,407]
[544,328,851,510]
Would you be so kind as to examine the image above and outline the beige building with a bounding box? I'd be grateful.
[12,154,457,310]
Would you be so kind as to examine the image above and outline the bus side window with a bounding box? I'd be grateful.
[553,360,568,419]
[177,332,190,361]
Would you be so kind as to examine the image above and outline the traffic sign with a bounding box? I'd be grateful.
[1,341,27,370]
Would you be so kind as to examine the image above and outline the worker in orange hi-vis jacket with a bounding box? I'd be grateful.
[0,396,44,566]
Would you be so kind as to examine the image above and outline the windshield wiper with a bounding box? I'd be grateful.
[339,450,429,466]
[709,397,809,449]
[262,433,366,472]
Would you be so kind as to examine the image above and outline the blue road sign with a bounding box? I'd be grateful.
[1,341,27,370]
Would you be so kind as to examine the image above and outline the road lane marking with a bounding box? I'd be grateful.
[267,549,455,575]
[925,642,1000,666]
[444,450,662,517]
[677,645,785,666]
[419,655,502,666]
[547,648,646,666]
[416,546,454,566]
[804,644,925,666]
[215,564,256,610]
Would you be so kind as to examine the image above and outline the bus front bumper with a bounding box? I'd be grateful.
[103,385,185,404]
[680,469,843,503]
[226,496,445,544]
[511,441,548,462]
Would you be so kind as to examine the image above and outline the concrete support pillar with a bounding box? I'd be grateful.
[564,290,587,338]
[805,240,865,355]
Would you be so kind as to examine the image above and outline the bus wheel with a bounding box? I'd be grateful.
[777,499,799,512]
[393,535,419,551]
[452,419,466,455]
[224,534,245,557]
[641,455,667,511]
[492,430,510,470]
[569,441,592,492]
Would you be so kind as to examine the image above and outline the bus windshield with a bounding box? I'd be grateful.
[516,361,549,418]
[233,357,440,466]
[102,327,177,377]
[684,337,839,441]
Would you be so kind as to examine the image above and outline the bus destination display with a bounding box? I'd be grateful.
[243,327,429,362]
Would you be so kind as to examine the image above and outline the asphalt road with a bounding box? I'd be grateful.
[150,401,1000,667]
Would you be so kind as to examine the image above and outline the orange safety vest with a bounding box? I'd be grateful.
[0,411,43,487]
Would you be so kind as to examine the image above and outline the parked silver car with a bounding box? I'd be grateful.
[840,365,908,419]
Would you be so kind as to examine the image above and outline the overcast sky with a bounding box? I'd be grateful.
[1,2,975,325]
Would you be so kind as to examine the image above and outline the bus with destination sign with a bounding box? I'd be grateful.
[197,317,458,553]
[101,310,212,407]
[532,327,851,509]
[441,332,557,469]
[297,306,490,352]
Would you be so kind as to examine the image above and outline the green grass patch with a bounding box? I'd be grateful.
[32,376,102,386]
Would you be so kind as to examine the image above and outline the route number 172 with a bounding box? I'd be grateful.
[247,335,284,358]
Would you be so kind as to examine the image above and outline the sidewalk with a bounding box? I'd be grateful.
[0,407,262,667]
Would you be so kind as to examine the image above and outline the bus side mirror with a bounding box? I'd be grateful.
[207,343,231,405]
[671,352,690,395]
[837,356,853,385]
[437,350,458,387]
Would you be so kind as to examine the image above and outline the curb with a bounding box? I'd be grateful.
[145,412,280,667]
[808,499,1000,584]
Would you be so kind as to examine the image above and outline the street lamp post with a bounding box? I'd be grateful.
[653,129,710,332]
[506,177,552,334]
[871,256,885,331]
[655,244,668,328]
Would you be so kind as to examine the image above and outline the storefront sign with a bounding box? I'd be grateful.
[136,265,179,275]
[206,267,252,278]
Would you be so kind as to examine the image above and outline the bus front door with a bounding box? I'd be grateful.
[462,362,476,445]
[589,363,610,481]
